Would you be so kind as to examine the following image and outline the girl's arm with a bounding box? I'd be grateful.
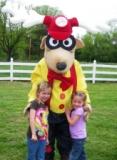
[65,111,80,125]
[29,109,37,141]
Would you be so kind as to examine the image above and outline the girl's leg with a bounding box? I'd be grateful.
[27,138,38,160]
[69,139,85,160]
[79,147,87,160]
[37,140,46,160]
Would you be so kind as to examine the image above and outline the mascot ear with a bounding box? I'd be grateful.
[76,39,85,49]
[40,36,47,49]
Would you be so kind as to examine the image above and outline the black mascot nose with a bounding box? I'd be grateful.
[56,62,67,70]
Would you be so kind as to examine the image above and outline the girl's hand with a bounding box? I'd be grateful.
[65,108,70,115]
[46,138,49,145]
[84,104,92,113]
[84,111,89,121]
[83,104,92,121]
[32,134,38,141]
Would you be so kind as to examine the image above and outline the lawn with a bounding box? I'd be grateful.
[0,81,117,160]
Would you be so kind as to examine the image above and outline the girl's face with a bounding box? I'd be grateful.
[72,95,84,108]
[37,88,51,103]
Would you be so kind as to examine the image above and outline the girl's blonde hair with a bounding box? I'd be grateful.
[24,81,51,115]
[36,81,51,94]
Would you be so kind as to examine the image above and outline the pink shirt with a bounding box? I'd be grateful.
[69,107,87,139]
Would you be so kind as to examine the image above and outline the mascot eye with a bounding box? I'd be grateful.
[62,36,76,50]
[50,38,59,46]
[63,38,72,47]
[46,35,60,49]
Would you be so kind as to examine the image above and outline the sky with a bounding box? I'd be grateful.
[1,0,117,36]
[32,0,117,36]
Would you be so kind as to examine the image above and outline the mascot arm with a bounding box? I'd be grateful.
[28,62,44,102]
[76,61,91,104]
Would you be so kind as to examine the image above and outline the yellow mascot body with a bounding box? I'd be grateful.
[29,58,90,114]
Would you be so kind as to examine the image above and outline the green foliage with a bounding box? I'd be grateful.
[35,5,63,16]
[0,3,28,61]
[76,31,117,62]
[25,24,46,61]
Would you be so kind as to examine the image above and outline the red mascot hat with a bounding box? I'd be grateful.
[43,15,79,40]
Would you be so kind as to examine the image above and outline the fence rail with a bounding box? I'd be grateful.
[0,58,117,83]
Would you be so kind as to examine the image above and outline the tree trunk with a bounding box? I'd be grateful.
[7,49,13,61]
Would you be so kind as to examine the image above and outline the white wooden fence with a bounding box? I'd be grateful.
[0,58,117,83]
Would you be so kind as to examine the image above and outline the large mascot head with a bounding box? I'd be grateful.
[40,16,84,73]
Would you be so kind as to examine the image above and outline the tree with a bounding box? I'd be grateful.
[0,3,28,61]
[75,30,117,63]
[75,33,95,62]
[35,5,63,16]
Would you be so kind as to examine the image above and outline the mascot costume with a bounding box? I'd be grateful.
[2,2,92,160]
[28,16,91,160]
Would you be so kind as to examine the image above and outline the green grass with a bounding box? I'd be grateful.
[0,82,117,160]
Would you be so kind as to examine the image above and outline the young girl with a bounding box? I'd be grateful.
[25,81,51,160]
[65,91,88,160]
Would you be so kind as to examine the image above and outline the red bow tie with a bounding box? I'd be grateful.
[47,65,77,92]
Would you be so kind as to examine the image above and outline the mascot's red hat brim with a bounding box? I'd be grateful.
[49,30,71,40]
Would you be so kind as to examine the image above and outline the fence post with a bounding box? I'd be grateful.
[10,57,13,81]
[92,60,96,84]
